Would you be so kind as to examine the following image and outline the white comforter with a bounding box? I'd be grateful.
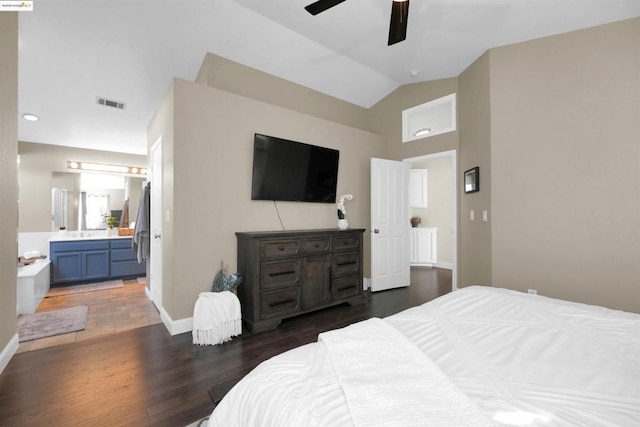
[209,286,640,426]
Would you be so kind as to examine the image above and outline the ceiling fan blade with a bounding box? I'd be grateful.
[388,0,410,46]
[305,0,347,16]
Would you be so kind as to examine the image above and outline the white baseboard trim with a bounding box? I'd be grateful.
[434,262,453,270]
[146,288,193,336]
[362,277,371,291]
[0,334,19,375]
[159,306,193,336]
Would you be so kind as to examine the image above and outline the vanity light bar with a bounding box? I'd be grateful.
[67,161,147,175]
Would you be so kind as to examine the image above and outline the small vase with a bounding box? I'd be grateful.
[338,219,348,230]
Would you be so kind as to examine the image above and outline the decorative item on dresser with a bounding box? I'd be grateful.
[336,193,354,230]
[236,228,365,334]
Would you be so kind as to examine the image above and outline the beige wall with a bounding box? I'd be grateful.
[18,142,146,232]
[458,52,492,287]
[410,157,453,264]
[195,53,371,133]
[489,18,640,312]
[0,13,19,360]
[152,77,386,320]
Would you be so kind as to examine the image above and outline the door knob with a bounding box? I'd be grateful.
[154,234,161,239]
[373,229,379,234]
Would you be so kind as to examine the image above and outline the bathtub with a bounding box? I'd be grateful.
[17,258,51,315]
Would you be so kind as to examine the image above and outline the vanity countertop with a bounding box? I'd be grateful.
[49,232,134,242]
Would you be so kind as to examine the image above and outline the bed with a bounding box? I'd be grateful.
[208,286,640,426]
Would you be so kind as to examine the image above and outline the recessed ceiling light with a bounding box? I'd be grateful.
[22,113,39,121]
[409,70,419,78]
[414,128,431,137]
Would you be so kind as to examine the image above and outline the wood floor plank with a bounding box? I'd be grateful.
[0,267,450,426]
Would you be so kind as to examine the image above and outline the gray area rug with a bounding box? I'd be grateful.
[46,279,124,298]
[17,305,88,342]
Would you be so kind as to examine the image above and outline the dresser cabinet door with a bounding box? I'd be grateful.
[302,255,331,310]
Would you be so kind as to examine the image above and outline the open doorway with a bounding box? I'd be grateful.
[403,150,457,292]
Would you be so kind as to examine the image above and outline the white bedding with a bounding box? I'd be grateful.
[209,286,640,426]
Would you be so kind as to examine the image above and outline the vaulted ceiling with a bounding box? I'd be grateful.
[17,0,640,155]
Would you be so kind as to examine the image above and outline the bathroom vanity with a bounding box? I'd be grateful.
[49,235,145,285]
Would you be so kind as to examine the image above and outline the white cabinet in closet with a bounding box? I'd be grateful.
[409,227,437,266]
[409,169,428,208]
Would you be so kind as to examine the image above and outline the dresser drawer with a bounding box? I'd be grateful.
[261,239,301,258]
[260,288,301,319]
[261,260,300,290]
[302,238,330,255]
[332,251,360,276]
[331,235,360,252]
[332,275,360,300]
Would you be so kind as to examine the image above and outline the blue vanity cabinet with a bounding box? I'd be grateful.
[50,240,110,285]
[50,238,144,285]
[110,238,146,278]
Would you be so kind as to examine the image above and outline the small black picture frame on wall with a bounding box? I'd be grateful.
[464,167,480,194]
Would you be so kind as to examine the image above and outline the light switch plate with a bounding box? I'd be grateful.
[483,210,488,222]
[470,210,475,221]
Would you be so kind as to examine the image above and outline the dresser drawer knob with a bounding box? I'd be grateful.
[314,243,320,248]
[279,246,285,251]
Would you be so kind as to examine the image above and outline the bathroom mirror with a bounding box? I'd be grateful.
[51,172,146,231]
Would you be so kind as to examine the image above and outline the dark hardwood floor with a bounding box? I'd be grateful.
[0,267,450,426]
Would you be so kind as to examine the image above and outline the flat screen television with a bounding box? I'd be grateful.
[251,133,339,203]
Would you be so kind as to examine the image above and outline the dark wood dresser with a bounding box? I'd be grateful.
[236,228,365,334]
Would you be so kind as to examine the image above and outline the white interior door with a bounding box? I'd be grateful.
[150,138,163,309]
[370,158,410,292]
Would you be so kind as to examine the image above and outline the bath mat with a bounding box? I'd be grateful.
[46,279,124,297]
[17,306,88,342]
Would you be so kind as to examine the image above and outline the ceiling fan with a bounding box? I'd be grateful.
[305,0,410,46]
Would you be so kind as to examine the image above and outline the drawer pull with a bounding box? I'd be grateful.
[336,261,357,267]
[338,285,356,292]
[269,270,295,277]
[269,298,295,307]
[314,243,320,248]
[343,240,349,245]
[279,246,285,251]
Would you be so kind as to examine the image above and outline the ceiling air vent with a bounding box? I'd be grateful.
[96,96,126,110]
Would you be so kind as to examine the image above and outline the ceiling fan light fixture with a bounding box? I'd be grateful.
[414,128,431,137]
[388,0,410,46]
[305,0,346,15]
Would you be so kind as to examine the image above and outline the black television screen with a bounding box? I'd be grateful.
[251,134,339,203]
